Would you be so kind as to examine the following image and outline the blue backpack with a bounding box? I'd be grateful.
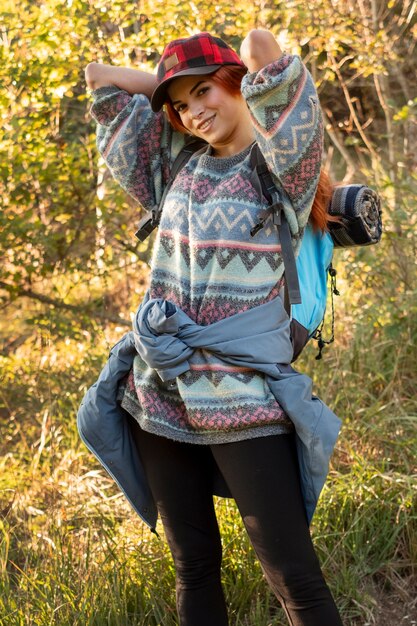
[136,140,382,360]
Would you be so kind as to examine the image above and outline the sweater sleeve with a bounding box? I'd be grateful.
[89,86,186,213]
[241,55,323,234]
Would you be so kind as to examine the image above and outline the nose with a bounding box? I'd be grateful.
[190,106,204,120]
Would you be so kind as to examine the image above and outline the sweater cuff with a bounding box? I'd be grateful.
[241,55,297,96]
[90,86,136,126]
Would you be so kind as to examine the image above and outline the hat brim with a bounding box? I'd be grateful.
[150,64,222,112]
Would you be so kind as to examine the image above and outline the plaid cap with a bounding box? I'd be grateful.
[150,32,245,112]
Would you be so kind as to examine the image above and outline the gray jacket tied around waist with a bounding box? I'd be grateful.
[77,294,341,529]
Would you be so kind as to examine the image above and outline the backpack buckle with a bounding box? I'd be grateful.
[271,195,284,226]
[135,206,160,241]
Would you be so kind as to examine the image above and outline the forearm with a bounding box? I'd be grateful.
[240,30,284,73]
[85,62,158,97]
[241,52,323,219]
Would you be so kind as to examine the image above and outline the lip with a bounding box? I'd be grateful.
[196,115,216,131]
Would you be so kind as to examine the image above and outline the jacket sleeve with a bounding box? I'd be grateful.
[90,86,187,212]
[241,55,324,234]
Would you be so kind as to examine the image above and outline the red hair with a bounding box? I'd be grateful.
[311,170,337,231]
[164,65,335,231]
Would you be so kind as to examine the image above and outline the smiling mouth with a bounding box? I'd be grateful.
[197,115,216,131]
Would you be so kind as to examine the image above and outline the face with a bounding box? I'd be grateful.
[167,74,251,154]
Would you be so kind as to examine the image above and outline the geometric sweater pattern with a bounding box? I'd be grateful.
[90,54,323,444]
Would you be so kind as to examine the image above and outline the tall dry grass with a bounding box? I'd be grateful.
[1,227,416,625]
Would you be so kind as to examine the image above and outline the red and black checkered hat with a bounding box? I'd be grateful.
[150,32,245,112]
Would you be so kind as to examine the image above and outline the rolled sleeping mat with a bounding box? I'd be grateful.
[328,185,382,247]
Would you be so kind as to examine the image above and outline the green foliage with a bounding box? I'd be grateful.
[1,0,416,340]
[1,1,417,624]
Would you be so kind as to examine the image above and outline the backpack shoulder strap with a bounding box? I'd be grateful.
[170,138,208,181]
[249,144,301,307]
[135,138,207,242]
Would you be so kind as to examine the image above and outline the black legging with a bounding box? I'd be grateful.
[130,422,343,626]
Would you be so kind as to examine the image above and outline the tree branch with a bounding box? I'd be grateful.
[328,52,380,164]
[0,280,131,327]
[322,109,357,181]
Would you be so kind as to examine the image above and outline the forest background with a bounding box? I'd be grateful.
[1,0,416,624]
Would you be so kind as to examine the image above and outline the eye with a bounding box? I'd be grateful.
[197,86,209,96]
[175,103,187,113]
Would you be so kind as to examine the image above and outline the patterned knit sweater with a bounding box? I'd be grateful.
[90,54,323,444]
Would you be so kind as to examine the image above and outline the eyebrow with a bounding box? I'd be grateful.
[171,80,206,105]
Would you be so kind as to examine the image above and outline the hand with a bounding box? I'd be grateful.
[84,62,158,97]
[240,29,284,73]
[85,63,105,90]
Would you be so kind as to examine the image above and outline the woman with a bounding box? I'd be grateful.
[84,30,343,625]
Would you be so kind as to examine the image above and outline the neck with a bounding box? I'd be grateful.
[211,104,255,157]
[212,132,255,157]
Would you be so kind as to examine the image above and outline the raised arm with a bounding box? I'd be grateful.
[85,62,157,98]
[240,29,323,234]
[86,69,187,214]
[240,30,284,73]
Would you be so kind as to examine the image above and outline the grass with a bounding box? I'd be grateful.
[1,454,415,625]
[1,255,416,624]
